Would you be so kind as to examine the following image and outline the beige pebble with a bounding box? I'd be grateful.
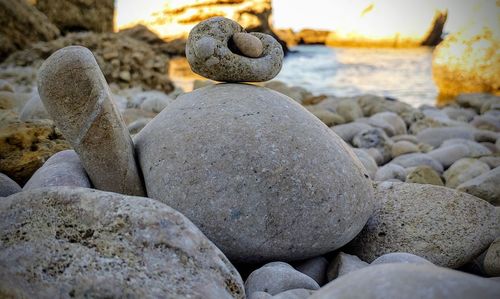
[232,32,263,58]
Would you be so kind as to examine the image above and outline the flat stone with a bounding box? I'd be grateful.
[0,187,244,298]
[23,150,91,190]
[0,172,21,197]
[443,158,490,188]
[186,17,283,82]
[245,262,319,296]
[405,166,443,186]
[457,167,500,205]
[37,46,145,196]
[310,264,500,299]
[134,84,374,263]
[294,256,328,286]
[345,182,498,268]
[391,153,443,173]
[371,252,434,266]
[326,252,368,281]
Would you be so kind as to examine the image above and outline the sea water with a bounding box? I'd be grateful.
[275,45,438,107]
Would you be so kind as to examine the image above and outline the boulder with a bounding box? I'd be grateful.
[245,262,319,296]
[310,264,500,299]
[35,0,114,33]
[346,182,498,268]
[134,83,374,263]
[0,0,60,61]
[457,167,500,205]
[0,187,244,298]
[23,150,91,190]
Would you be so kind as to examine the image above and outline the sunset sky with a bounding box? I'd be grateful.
[116,0,498,35]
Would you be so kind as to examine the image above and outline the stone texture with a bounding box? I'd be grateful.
[135,83,374,263]
[186,17,283,82]
[0,120,70,185]
[310,264,500,299]
[391,153,443,173]
[19,93,49,121]
[405,166,443,186]
[35,0,114,33]
[3,32,174,93]
[371,252,434,266]
[443,158,490,188]
[346,182,498,268]
[0,187,244,298]
[37,46,145,196]
[326,252,369,281]
[294,257,328,286]
[0,172,21,197]
[245,262,320,296]
[484,238,500,276]
[0,0,60,61]
[457,167,500,205]
[23,150,91,190]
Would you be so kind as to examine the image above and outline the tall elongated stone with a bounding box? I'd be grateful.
[37,46,145,196]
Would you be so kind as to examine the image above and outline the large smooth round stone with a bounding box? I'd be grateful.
[310,264,500,299]
[135,84,374,263]
[0,187,244,298]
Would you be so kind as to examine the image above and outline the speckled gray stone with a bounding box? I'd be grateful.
[345,182,498,268]
[0,173,21,197]
[186,17,283,82]
[23,150,91,190]
[37,46,145,196]
[134,83,374,263]
[371,252,434,266]
[245,262,320,296]
[326,252,369,281]
[0,187,244,298]
[310,264,500,299]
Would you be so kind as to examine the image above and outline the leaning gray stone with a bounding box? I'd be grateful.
[245,262,320,296]
[310,264,500,299]
[37,46,145,196]
[19,93,49,121]
[134,83,374,263]
[0,173,21,197]
[484,238,500,276]
[326,252,369,281]
[457,167,500,205]
[294,256,328,286]
[371,252,434,266]
[272,289,315,299]
[345,182,498,268]
[186,17,283,82]
[0,187,244,298]
[23,150,91,190]
[391,153,443,173]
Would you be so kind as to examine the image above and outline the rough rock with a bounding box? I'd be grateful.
[374,163,406,181]
[443,158,490,188]
[245,262,320,296]
[3,32,174,93]
[134,83,374,263]
[19,93,49,121]
[0,173,21,197]
[35,0,114,33]
[294,257,328,286]
[326,252,368,281]
[457,167,500,205]
[0,120,70,185]
[391,153,443,173]
[0,0,60,61]
[405,166,443,186]
[371,252,434,266]
[484,238,500,276]
[37,46,145,196]
[23,150,90,190]
[346,182,498,268]
[0,187,244,298]
[186,17,283,82]
[310,264,500,299]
